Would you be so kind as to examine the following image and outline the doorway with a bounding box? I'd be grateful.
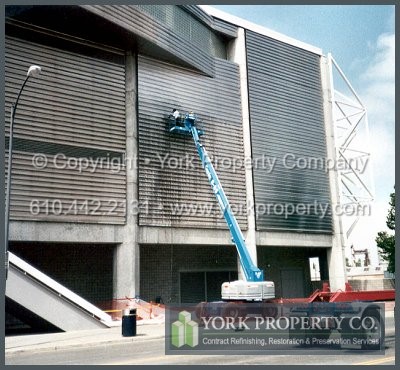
[179,270,237,303]
[280,268,305,298]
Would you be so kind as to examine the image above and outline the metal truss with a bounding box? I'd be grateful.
[327,54,375,240]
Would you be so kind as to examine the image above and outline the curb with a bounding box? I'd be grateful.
[5,333,166,356]
[6,322,166,356]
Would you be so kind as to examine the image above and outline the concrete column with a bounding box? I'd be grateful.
[227,28,258,280]
[113,51,140,298]
[320,55,347,291]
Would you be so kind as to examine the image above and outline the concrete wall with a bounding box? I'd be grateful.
[348,279,395,291]
[258,246,328,298]
[320,55,346,291]
[139,244,238,303]
[139,243,329,302]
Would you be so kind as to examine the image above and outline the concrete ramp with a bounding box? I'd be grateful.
[6,252,113,331]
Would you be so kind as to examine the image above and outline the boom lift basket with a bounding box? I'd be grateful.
[168,112,204,136]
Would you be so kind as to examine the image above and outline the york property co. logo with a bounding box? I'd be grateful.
[171,311,199,347]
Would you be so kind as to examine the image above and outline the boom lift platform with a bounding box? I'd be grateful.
[169,112,275,301]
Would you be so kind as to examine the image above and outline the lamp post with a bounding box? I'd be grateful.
[5,65,41,280]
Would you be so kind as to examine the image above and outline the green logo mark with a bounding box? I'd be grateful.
[171,310,199,348]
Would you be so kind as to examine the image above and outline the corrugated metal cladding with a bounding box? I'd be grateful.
[136,5,227,59]
[82,5,216,77]
[179,5,215,27]
[179,5,237,38]
[138,55,247,229]
[246,31,332,233]
[5,36,126,224]
[212,18,238,38]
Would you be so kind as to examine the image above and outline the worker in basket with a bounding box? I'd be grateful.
[171,108,183,127]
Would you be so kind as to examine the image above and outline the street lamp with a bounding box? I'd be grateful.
[5,65,41,280]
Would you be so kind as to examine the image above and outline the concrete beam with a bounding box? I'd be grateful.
[227,27,258,280]
[10,221,332,248]
[257,231,332,248]
[139,226,332,249]
[113,51,140,299]
[139,226,232,245]
[9,221,124,244]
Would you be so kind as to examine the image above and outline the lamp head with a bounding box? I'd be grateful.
[27,65,41,77]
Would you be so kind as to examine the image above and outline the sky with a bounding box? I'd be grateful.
[211,5,395,265]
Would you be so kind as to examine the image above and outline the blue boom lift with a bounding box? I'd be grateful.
[170,114,387,346]
[169,112,275,301]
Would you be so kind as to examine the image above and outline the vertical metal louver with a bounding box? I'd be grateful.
[246,31,332,233]
[137,55,247,229]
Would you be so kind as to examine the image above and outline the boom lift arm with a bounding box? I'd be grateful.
[169,112,275,301]
[190,123,263,282]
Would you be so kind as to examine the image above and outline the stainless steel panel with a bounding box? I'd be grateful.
[138,55,247,229]
[246,30,332,232]
[82,5,215,77]
[212,18,238,38]
[5,36,126,224]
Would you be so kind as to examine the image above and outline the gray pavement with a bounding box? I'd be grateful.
[5,303,395,356]
[5,320,165,355]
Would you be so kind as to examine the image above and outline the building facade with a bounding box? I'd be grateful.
[5,5,346,309]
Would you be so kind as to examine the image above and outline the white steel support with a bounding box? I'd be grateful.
[327,53,374,243]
